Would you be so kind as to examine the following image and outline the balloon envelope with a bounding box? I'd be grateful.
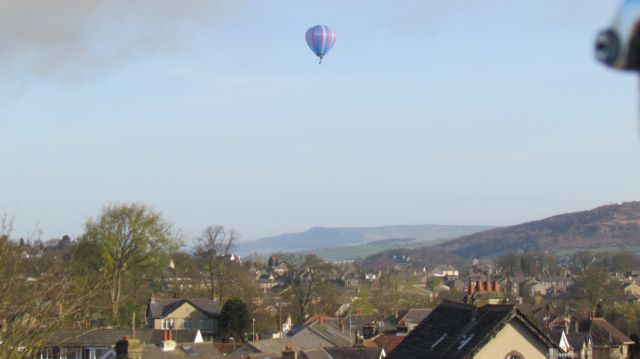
[305,25,336,61]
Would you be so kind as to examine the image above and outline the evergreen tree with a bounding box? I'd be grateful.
[220,298,251,342]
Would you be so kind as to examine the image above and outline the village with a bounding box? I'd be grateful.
[1,1,638,358]
[4,217,640,359]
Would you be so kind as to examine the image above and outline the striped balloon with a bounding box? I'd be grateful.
[305,25,336,64]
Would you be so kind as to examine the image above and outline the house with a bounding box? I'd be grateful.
[38,328,210,359]
[345,277,361,287]
[258,273,281,292]
[396,309,432,333]
[234,345,385,359]
[624,282,640,296]
[370,333,405,354]
[579,317,634,359]
[387,300,557,359]
[229,338,294,358]
[301,347,386,359]
[522,280,549,297]
[538,276,575,294]
[146,296,220,337]
[272,263,289,276]
[548,330,593,359]
[431,265,459,279]
[566,332,592,359]
[365,273,379,282]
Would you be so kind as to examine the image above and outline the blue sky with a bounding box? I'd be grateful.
[1,1,639,243]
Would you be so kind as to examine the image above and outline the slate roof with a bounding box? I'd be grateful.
[580,318,634,347]
[246,338,291,354]
[148,298,221,319]
[387,300,555,359]
[289,315,382,348]
[140,343,223,358]
[300,348,332,359]
[566,332,591,352]
[323,347,383,359]
[322,314,380,334]
[398,309,432,325]
[45,329,155,346]
[288,322,350,348]
[45,329,202,346]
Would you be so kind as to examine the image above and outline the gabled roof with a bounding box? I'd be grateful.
[246,338,292,354]
[580,318,634,346]
[387,300,555,359]
[290,323,344,348]
[45,329,201,346]
[372,333,405,353]
[323,347,384,359]
[548,330,573,353]
[566,332,591,352]
[398,309,432,325]
[300,348,332,359]
[147,297,220,319]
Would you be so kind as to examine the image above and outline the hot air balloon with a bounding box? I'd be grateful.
[305,25,336,64]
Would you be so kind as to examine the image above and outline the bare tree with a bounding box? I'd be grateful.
[195,225,237,302]
[281,254,330,322]
[0,215,99,358]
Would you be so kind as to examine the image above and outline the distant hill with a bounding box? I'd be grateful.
[434,202,640,259]
[362,245,468,269]
[235,224,492,256]
[308,237,456,262]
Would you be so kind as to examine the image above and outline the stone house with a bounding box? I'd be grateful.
[387,300,557,359]
[146,297,220,337]
[623,282,640,296]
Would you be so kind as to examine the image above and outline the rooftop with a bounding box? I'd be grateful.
[388,300,555,359]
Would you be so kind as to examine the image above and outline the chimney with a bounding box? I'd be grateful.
[282,346,297,359]
[362,321,377,339]
[468,281,475,296]
[477,280,484,293]
[492,280,500,292]
[485,278,491,292]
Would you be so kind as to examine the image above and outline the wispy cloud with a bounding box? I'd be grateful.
[0,1,244,79]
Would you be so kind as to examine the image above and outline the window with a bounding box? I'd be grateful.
[184,318,192,330]
[200,319,213,330]
[162,318,175,330]
[505,351,524,359]
[39,348,54,359]
[61,348,81,359]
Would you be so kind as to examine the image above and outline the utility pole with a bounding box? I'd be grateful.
[132,312,136,339]
[252,318,256,341]
[275,300,288,337]
[349,308,351,345]
[169,258,178,298]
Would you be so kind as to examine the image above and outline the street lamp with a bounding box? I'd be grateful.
[252,318,256,341]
